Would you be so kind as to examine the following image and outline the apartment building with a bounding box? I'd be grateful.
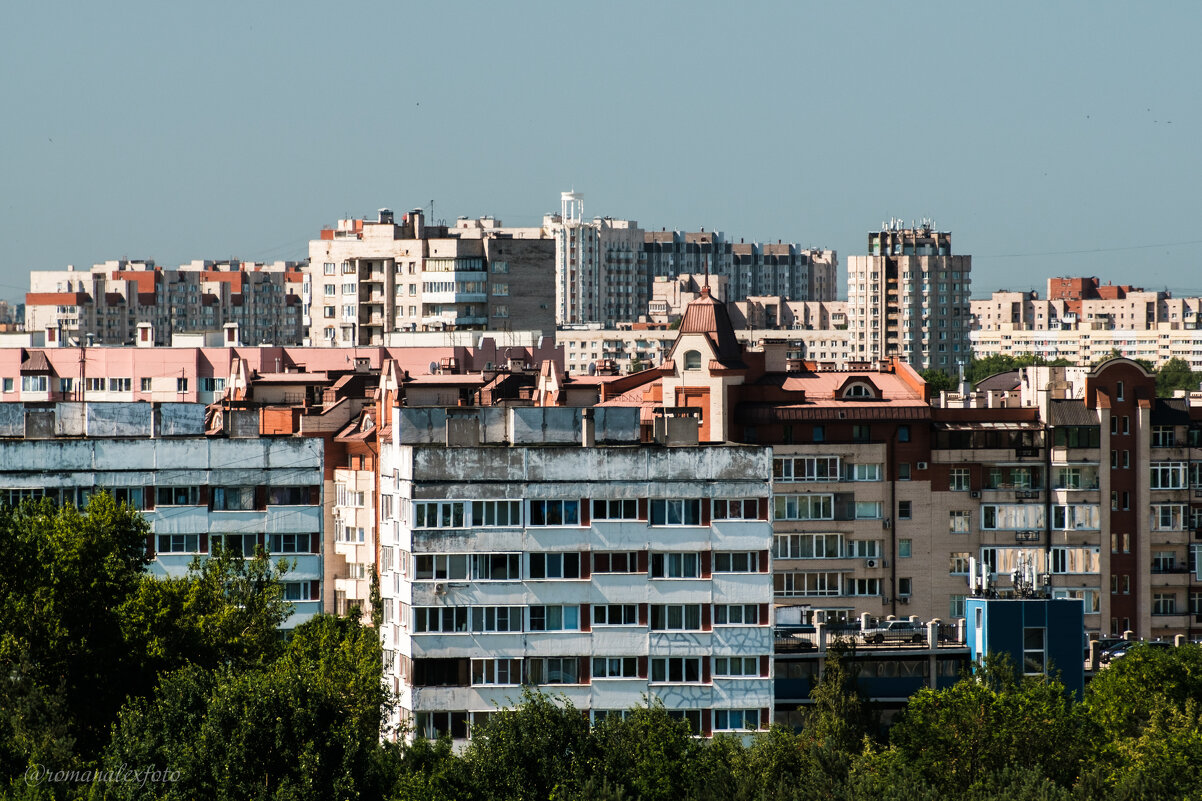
[376,405,774,740]
[970,278,1202,369]
[26,260,305,346]
[0,401,324,627]
[847,220,971,370]
[304,209,555,345]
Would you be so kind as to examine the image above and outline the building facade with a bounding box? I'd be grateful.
[847,221,971,371]
[304,210,555,345]
[376,405,774,740]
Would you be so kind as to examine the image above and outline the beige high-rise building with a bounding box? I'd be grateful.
[847,221,970,370]
[304,209,556,346]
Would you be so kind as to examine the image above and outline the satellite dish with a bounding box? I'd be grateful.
[428,361,438,375]
[587,363,596,376]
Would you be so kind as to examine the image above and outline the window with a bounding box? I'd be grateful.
[898,425,911,442]
[1023,627,1046,675]
[108,378,131,392]
[649,604,703,630]
[592,499,639,520]
[812,425,824,442]
[592,657,639,679]
[528,499,580,526]
[949,552,971,574]
[898,539,912,558]
[774,571,839,597]
[683,350,702,370]
[526,658,580,685]
[714,656,759,677]
[85,378,104,393]
[714,709,760,731]
[59,377,73,393]
[529,553,581,580]
[773,494,834,521]
[1150,462,1188,489]
[268,533,312,554]
[773,456,839,482]
[415,501,466,528]
[213,486,255,511]
[898,463,911,481]
[775,533,841,559]
[471,500,522,527]
[210,534,258,557]
[268,486,309,505]
[529,605,581,631]
[898,501,912,520]
[667,710,703,734]
[949,595,966,618]
[492,305,509,318]
[200,377,225,392]
[949,468,970,491]
[491,261,509,273]
[414,711,468,740]
[853,464,882,481]
[1152,504,1186,531]
[1116,381,1124,401]
[714,604,760,625]
[854,501,882,519]
[323,283,335,296]
[650,656,703,682]
[1152,426,1175,447]
[492,283,509,296]
[471,658,522,686]
[20,375,47,392]
[1,378,11,393]
[176,377,188,393]
[848,578,881,595]
[897,577,912,597]
[1152,551,1175,573]
[712,498,759,520]
[650,499,701,525]
[1153,593,1178,616]
[282,582,309,602]
[714,552,759,572]
[156,534,200,553]
[593,604,639,626]
[592,552,641,573]
[471,553,521,581]
[981,504,1045,530]
[852,424,871,442]
[156,486,201,506]
[323,262,335,275]
[415,554,469,581]
[650,552,700,578]
[341,261,355,274]
[470,606,522,632]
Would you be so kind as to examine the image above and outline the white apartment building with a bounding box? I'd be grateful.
[0,401,325,627]
[546,193,646,327]
[847,221,971,370]
[304,209,555,346]
[376,405,774,740]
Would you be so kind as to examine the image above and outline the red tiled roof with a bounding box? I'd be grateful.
[26,292,92,305]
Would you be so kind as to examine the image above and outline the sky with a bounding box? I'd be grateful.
[2,1,1201,303]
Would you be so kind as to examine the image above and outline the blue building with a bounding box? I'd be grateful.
[966,597,1085,697]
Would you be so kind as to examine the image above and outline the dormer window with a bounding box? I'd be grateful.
[843,383,873,398]
[684,350,702,370]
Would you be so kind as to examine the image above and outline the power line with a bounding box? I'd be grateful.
[977,238,1202,260]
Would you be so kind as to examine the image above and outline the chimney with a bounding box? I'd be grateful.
[136,322,154,347]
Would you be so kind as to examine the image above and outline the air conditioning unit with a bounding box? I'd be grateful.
[898,596,910,605]
[882,517,892,530]
[916,461,928,470]
[970,490,981,499]
[865,558,879,569]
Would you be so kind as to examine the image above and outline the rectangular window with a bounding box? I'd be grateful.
[210,533,257,557]
[949,468,970,491]
[774,571,840,597]
[773,456,839,482]
[20,375,47,392]
[528,605,580,632]
[714,709,760,731]
[471,500,522,527]
[949,552,971,574]
[213,486,255,511]
[469,606,522,632]
[949,594,966,618]
[852,463,882,481]
[773,494,834,521]
[712,498,759,520]
[855,501,882,519]
[415,554,470,581]
[528,499,580,526]
[713,552,758,573]
[492,305,509,318]
[650,552,701,579]
[713,604,760,625]
[1023,627,1046,675]
[898,539,912,558]
[156,486,201,506]
[156,533,200,553]
[650,656,703,682]
[852,424,870,442]
[414,501,466,528]
[898,577,913,597]
[471,658,522,686]
[848,578,882,595]
[267,486,309,505]
[649,499,701,525]
[592,657,639,679]
[649,604,703,630]
[471,553,521,581]
[528,552,581,580]
[775,533,842,559]
[898,500,912,520]
[1152,505,1186,531]
[108,378,131,392]
[1152,593,1177,616]
[492,283,509,296]
[591,499,639,520]
[593,604,639,626]
[526,657,580,685]
[591,551,641,573]
[1150,462,1188,490]
[268,533,313,554]
[713,656,759,677]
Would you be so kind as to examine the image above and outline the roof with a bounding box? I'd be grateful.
[1152,398,1190,426]
[20,350,52,373]
[26,292,92,305]
[1048,400,1097,427]
[975,370,1021,393]
[757,370,926,408]
[677,288,745,369]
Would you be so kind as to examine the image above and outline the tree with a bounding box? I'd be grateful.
[1155,356,1202,397]
[920,369,955,394]
[804,639,872,755]
[587,702,705,801]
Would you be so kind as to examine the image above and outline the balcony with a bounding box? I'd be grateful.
[421,291,488,304]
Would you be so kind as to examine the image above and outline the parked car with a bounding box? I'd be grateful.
[1085,637,1126,660]
[1099,640,1172,664]
[861,619,926,644]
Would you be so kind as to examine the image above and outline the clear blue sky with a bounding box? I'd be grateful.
[3,1,1200,303]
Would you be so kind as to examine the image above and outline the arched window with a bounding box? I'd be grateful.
[843,383,873,398]
[684,350,702,370]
